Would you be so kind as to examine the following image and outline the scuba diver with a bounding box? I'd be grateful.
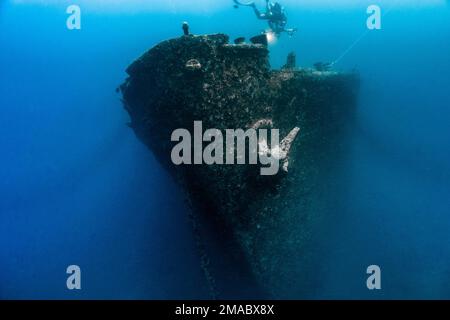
[233,0,297,36]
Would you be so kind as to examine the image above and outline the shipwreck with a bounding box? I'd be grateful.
[120,32,359,298]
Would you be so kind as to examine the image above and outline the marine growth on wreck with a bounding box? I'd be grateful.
[120,32,359,298]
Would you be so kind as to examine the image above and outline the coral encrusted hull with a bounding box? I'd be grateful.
[120,33,359,297]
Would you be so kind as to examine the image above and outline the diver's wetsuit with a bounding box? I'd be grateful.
[250,0,295,35]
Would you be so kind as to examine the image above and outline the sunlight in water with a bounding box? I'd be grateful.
[11,0,447,12]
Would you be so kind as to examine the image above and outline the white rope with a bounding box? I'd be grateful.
[332,29,370,66]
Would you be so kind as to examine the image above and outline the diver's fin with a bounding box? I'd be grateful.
[233,0,255,7]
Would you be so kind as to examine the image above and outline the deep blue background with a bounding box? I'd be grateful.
[0,0,449,299]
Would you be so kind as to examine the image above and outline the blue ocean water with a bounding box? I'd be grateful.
[0,0,449,299]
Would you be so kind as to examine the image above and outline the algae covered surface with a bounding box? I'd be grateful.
[121,33,359,297]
